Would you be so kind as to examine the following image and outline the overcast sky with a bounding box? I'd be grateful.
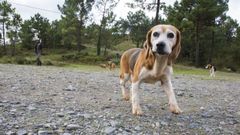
[6,0,240,24]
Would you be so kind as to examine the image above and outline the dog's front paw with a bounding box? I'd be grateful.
[169,104,182,114]
[132,105,143,115]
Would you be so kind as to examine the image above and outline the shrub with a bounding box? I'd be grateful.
[15,56,26,64]
[45,60,54,65]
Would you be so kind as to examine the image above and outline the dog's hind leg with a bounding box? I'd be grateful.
[120,54,131,101]
[120,73,130,101]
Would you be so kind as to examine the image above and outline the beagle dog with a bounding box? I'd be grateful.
[99,61,116,70]
[119,24,182,115]
[205,64,216,77]
[108,61,116,70]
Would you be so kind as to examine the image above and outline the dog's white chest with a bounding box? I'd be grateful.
[139,60,172,84]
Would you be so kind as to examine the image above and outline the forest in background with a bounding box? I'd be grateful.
[0,0,240,71]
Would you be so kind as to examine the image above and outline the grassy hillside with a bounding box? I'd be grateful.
[0,41,136,66]
[0,41,239,81]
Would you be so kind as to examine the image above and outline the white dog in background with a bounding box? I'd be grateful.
[205,64,216,77]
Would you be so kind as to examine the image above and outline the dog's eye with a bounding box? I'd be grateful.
[167,33,174,38]
[153,32,159,37]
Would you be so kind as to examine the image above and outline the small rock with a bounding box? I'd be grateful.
[10,101,20,105]
[6,131,16,135]
[134,126,141,131]
[43,123,52,128]
[78,113,91,119]
[160,121,168,126]
[200,107,204,110]
[51,93,57,96]
[63,133,72,135]
[176,122,184,127]
[38,130,53,135]
[10,108,17,112]
[155,122,160,128]
[220,121,225,125]
[66,111,76,115]
[83,113,91,119]
[1,100,9,103]
[228,119,238,125]
[64,85,76,91]
[204,127,212,132]
[188,123,199,129]
[176,91,184,96]
[66,124,80,130]
[189,94,194,97]
[27,105,37,111]
[17,129,27,135]
[145,104,154,110]
[201,112,213,118]
[104,127,116,134]
[56,112,65,117]
[11,86,18,91]
[109,120,118,127]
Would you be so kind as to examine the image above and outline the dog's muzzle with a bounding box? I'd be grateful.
[156,42,168,55]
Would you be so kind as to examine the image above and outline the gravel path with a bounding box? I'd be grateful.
[0,64,240,135]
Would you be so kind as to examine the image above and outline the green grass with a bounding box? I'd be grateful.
[114,40,136,52]
[174,65,209,75]
[174,64,240,81]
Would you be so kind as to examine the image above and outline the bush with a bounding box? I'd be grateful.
[15,56,26,64]
[79,55,105,64]
[62,54,75,60]
[45,60,54,65]
[15,56,35,65]
[61,53,105,64]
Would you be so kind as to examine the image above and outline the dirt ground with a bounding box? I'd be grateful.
[0,64,240,135]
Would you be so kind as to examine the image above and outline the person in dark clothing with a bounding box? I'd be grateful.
[35,40,42,66]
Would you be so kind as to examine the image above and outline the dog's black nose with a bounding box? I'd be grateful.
[156,42,166,54]
[157,42,166,48]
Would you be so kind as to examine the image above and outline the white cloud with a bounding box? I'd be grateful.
[227,0,240,23]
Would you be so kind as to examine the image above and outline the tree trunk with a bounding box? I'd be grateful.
[136,41,140,48]
[195,21,200,67]
[3,21,6,54]
[208,30,214,63]
[77,23,82,52]
[97,1,107,56]
[104,44,107,56]
[155,0,160,25]
[77,2,85,52]
[11,40,16,56]
[97,25,102,56]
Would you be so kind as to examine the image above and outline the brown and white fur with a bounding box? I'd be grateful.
[205,64,216,77]
[119,24,182,115]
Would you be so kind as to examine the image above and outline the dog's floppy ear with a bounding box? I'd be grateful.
[144,29,153,59]
[169,29,181,62]
[143,29,155,69]
[144,29,152,49]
